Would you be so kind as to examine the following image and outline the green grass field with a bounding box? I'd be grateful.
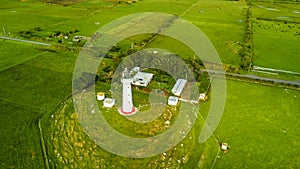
[0,43,74,168]
[0,41,46,71]
[0,0,299,168]
[252,1,300,23]
[253,20,300,72]
[200,80,300,168]
[252,1,300,72]
[0,101,45,168]
[40,79,300,168]
[144,0,247,66]
[0,63,72,110]
[181,0,247,66]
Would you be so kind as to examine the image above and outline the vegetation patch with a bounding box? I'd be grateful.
[41,96,203,168]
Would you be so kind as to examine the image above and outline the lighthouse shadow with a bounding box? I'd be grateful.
[126,89,167,123]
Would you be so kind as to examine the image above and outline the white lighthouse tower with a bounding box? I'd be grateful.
[118,68,137,116]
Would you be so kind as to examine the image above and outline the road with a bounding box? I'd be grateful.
[1,35,298,86]
[0,36,51,46]
[203,69,300,86]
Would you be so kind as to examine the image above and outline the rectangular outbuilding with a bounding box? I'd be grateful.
[172,79,187,96]
[168,96,179,106]
[131,71,154,87]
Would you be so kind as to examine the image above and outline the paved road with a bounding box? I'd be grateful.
[203,69,300,86]
[0,36,51,46]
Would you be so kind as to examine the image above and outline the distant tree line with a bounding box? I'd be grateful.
[16,27,84,47]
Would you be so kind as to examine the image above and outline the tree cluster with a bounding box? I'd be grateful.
[239,7,254,70]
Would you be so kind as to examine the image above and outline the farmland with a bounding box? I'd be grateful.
[202,80,300,168]
[0,41,45,71]
[0,39,74,168]
[252,1,300,72]
[0,0,299,168]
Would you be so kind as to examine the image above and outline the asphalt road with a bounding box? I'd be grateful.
[0,36,51,46]
[203,69,300,86]
[1,35,299,86]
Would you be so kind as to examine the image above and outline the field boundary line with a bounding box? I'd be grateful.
[180,0,201,17]
[197,112,219,144]
[255,17,300,24]
[38,95,73,168]
[0,51,48,72]
[197,111,221,169]
[210,149,221,169]
[38,118,50,169]
[0,98,42,112]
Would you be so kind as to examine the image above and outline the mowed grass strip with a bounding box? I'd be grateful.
[203,80,300,168]
[0,101,45,169]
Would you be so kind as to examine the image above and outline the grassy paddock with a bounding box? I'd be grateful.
[181,0,247,65]
[252,1,300,22]
[0,63,72,110]
[202,80,300,168]
[253,20,300,72]
[0,41,47,71]
[0,101,45,168]
[24,50,78,73]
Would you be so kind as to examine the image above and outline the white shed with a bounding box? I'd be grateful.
[168,96,179,106]
[199,93,206,101]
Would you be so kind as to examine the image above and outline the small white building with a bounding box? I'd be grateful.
[97,92,105,101]
[199,93,206,101]
[103,98,115,108]
[172,79,187,96]
[131,71,154,87]
[221,142,229,152]
[168,96,179,106]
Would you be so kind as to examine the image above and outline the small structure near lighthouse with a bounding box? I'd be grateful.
[96,92,105,101]
[118,68,137,116]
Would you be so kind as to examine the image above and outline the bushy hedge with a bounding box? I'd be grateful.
[239,7,254,70]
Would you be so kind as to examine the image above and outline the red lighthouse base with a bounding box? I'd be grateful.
[118,107,137,116]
